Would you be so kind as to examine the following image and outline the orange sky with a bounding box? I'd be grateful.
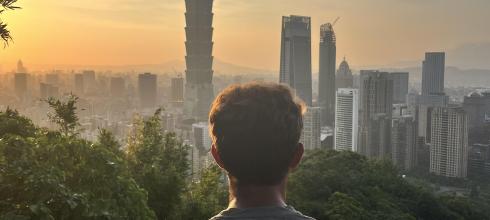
[1,0,490,72]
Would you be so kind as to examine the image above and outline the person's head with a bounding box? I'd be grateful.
[209,82,305,187]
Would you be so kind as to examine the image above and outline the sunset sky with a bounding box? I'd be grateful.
[1,0,490,71]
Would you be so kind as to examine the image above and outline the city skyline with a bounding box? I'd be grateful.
[2,0,490,71]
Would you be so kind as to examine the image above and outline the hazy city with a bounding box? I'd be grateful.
[2,0,490,219]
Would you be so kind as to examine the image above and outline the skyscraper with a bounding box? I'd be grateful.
[430,107,468,178]
[301,107,321,150]
[14,73,28,100]
[390,72,409,104]
[138,73,157,109]
[463,90,490,130]
[74,74,84,95]
[359,70,393,158]
[336,57,353,90]
[334,88,359,152]
[280,15,312,106]
[417,52,448,142]
[422,52,445,96]
[110,77,125,98]
[318,23,336,125]
[83,70,96,94]
[184,0,215,121]
[171,76,184,103]
[392,105,417,171]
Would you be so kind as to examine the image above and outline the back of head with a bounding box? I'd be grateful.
[209,82,304,186]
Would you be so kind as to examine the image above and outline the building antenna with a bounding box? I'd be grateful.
[332,17,341,27]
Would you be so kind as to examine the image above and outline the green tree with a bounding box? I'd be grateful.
[179,165,228,220]
[0,100,156,219]
[46,95,80,136]
[0,0,20,47]
[287,150,477,220]
[126,109,189,220]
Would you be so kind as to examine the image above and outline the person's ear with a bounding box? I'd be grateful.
[211,144,226,169]
[289,143,304,170]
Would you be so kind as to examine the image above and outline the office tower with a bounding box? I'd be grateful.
[359,70,393,158]
[74,74,84,95]
[110,77,125,97]
[334,88,359,152]
[82,70,97,93]
[279,15,312,106]
[318,22,336,125]
[390,72,409,104]
[301,107,321,150]
[14,73,28,100]
[40,83,59,99]
[417,52,448,142]
[422,52,445,96]
[138,73,157,109]
[184,0,215,121]
[171,76,184,103]
[463,90,490,130]
[391,105,417,170]
[192,122,212,151]
[468,143,490,179]
[17,60,27,73]
[430,107,468,178]
[336,57,353,90]
[191,122,213,178]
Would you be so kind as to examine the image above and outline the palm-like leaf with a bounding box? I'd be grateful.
[0,0,21,48]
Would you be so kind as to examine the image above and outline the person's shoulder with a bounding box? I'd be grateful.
[209,206,316,220]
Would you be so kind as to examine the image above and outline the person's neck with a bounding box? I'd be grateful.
[227,177,287,209]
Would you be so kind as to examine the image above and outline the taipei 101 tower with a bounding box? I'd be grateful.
[184,0,215,121]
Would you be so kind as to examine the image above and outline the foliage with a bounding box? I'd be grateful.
[126,109,189,220]
[288,150,490,220]
[46,95,80,136]
[178,165,228,220]
[0,0,20,47]
[0,104,156,219]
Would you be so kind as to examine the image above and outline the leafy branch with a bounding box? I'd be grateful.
[0,0,21,48]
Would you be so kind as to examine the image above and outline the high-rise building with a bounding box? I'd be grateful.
[110,77,126,97]
[171,76,184,103]
[184,0,215,121]
[390,72,409,104]
[83,70,96,94]
[318,22,336,125]
[422,52,445,96]
[430,107,468,178]
[74,74,84,95]
[279,15,312,106]
[138,73,157,109]
[417,52,449,143]
[17,60,27,73]
[463,90,490,130]
[392,105,417,171]
[40,83,59,99]
[336,57,353,90]
[359,70,393,158]
[14,73,28,100]
[301,107,321,150]
[334,88,359,152]
[191,122,213,179]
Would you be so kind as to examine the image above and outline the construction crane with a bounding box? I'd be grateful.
[332,17,340,26]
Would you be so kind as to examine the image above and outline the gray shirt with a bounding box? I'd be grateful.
[210,206,315,220]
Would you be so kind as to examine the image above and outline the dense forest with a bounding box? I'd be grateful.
[1,97,490,220]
